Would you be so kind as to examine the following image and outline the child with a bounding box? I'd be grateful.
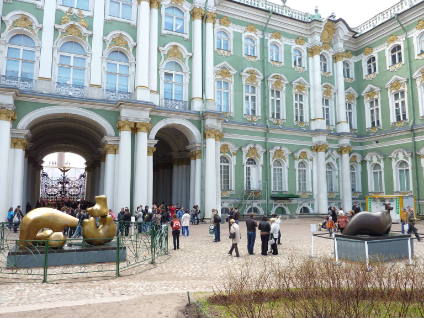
[326,216,335,237]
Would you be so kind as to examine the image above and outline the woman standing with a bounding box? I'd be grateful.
[270,218,279,255]
[258,216,271,256]
[228,219,240,257]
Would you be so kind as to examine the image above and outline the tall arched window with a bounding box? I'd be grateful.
[272,160,285,192]
[372,163,383,192]
[350,164,357,192]
[293,49,303,67]
[393,90,407,122]
[216,80,230,112]
[164,7,184,33]
[57,41,86,86]
[106,51,129,92]
[322,97,331,126]
[367,56,377,75]
[343,61,351,79]
[163,61,184,103]
[270,88,282,119]
[216,31,229,51]
[397,160,410,192]
[390,45,402,65]
[6,34,36,80]
[418,34,424,54]
[245,158,258,190]
[294,93,305,122]
[369,97,380,127]
[320,54,328,72]
[346,101,354,129]
[297,161,307,192]
[326,163,336,192]
[244,84,257,115]
[244,37,256,57]
[269,43,281,62]
[220,156,231,191]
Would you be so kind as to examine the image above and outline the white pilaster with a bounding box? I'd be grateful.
[11,139,26,209]
[340,145,353,212]
[99,159,105,195]
[0,110,13,218]
[135,0,151,101]
[204,12,215,110]
[38,0,56,79]
[104,144,117,211]
[90,0,106,86]
[215,134,221,213]
[204,129,217,218]
[189,154,196,209]
[335,56,349,133]
[315,146,328,214]
[147,140,157,207]
[116,121,133,210]
[195,152,201,208]
[133,122,150,207]
[191,8,204,111]
[311,47,325,130]
[149,0,160,105]
[312,154,318,212]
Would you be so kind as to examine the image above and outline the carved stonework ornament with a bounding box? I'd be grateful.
[117,120,133,132]
[216,68,232,79]
[134,122,152,133]
[204,129,216,139]
[110,35,129,49]
[350,155,357,162]
[171,0,184,4]
[245,70,258,85]
[298,151,308,159]
[312,144,328,153]
[12,15,33,30]
[205,12,216,24]
[220,16,231,27]
[389,80,404,91]
[64,24,83,38]
[220,144,230,154]
[365,90,378,100]
[150,0,160,8]
[271,32,281,40]
[321,20,336,48]
[167,45,183,60]
[334,51,352,62]
[387,35,398,45]
[246,24,257,33]
[104,144,118,154]
[246,147,259,159]
[79,17,88,29]
[147,147,156,156]
[272,79,284,90]
[0,109,16,121]
[215,131,224,141]
[294,83,306,93]
[307,45,321,57]
[416,20,424,30]
[322,85,333,97]
[364,47,374,56]
[338,146,352,155]
[273,149,285,160]
[11,138,27,150]
[295,37,305,45]
[345,93,356,102]
[191,7,204,20]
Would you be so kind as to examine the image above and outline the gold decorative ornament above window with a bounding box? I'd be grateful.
[322,84,333,97]
[295,37,305,45]
[416,20,424,30]
[387,35,399,45]
[271,32,282,40]
[219,16,231,27]
[171,0,184,5]
[294,83,306,93]
[245,24,257,33]
[389,80,404,91]
[363,47,374,56]
[365,90,378,100]
[11,15,34,31]
[298,151,308,159]
[273,149,286,160]
[320,20,336,49]
[167,45,183,60]
[216,68,232,79]
[64,24,83,38]
[246,146,259,159]
[110,35,129,49]
[245,70,258,85]
[345,93,356,102]
[220,144,230,154]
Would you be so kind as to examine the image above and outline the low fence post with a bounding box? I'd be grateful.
[151,227,156,264]
[115,235,120,277]
[0,223,4,250]
[43,240,49,283]
[165,226,169,255]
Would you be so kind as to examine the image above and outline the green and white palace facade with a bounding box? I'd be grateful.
[1,0,424,219]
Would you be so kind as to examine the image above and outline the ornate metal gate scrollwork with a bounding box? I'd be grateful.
[40,169,86,200]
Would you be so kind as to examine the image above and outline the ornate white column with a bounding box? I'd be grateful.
[309,46,325,130]
[133,122,151,207]
[191,7,204,111]
[189,150,196,209]
[215,131,222,213]
[99,158,105,194]
[312,143,328,214]
[11,138,26,209]
[339,144,352,212]
[204,11,216,110]
[0,109,13,218]
[135,0,151,101]
[90,0,106,87]
[308,54,316,120]
[312,154,318,212]
[116,121,133,210]
[334,52,350,133]
[147,143,156,207]
[194,149,201,208]
[85,166,92,200]
[104,144,117,211]
[149,0,160,105]
[204,129,217,218]
[38,0,56,79]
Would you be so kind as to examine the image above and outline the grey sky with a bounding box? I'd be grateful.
[276,0,400,27]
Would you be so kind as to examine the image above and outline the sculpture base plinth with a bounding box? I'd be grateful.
[6,241,127,268]
[335,233,413,262]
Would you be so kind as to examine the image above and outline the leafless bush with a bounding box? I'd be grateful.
[209,257,424,318]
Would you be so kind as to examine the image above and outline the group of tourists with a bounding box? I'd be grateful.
[6,205,24,233]
[400,206,421,241]
[323,205,355,236]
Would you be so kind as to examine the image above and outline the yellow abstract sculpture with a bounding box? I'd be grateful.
[83,196,116,245]
[19,209,79,248]
[18,195,117,248]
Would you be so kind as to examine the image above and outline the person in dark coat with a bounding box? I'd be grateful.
[212,209,221,242]
[258,216,271,256]
[123,208,131,236]
[245,214,257,255]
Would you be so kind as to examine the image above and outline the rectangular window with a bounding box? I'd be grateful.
[109,0,132,20]
[322,98,331,126]
[399,169,409,192]
[62,0,89,10]
[393,91,407,122]
[369,99,380,127]
[294,93,304,122]
[346,102,354,129]
[298,169,306,192]
[350,169,357,192]
[270,89,281,119]
[220,164,230,191]
[216,80,230,113]
[272,166,283,191]
[373,170,382,192]
[244,85,257,116]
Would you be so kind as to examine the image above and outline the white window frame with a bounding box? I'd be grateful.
[386,41,405,70]
[159,57,190,105]
[371,163,384,193]
[215,79,231,113]
[215,28,232,53]
[294,92,307,124]
[161,2,189,40]
[271,159,288,192]
[214,62,236,115]
[343,60,354,80]
[270,87,284,120]
[59,0,92,12]
[345,100,357,130]
[292,78,310,125]
[365,153,385,194]
[413,31,424,58]
[326,162,338,193]
[395,160,411,192]
[390,149,413,193]
[350,154,362,193]
[414,67,424,116]
[322,85,335,127]
[296,159,311,193]
[220,155,232,191]
[320,53,331,74]
[362,54,378,79]
[244,84,258,116]
[4,33,38,81]
[105,0,137,24]
[103,49,133,93]
[268,40,282,64]
[245,158,260,191]
[362,86,382,129]
[292,47,305,69]
[241,68,262,118]
[243,35,259,59]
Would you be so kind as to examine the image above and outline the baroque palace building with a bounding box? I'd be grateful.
[0,0,424,220]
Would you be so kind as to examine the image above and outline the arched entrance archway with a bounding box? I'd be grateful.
[15,106,114,210]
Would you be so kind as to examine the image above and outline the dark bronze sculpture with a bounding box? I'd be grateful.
[343,203,392,236]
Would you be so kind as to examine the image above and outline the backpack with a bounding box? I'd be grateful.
[172,220,181,231]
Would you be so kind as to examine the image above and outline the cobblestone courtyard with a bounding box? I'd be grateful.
[1,219,423,318]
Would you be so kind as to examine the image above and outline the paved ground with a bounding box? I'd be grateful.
[0,218,423,318]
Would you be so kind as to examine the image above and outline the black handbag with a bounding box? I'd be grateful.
[229,232,236,239]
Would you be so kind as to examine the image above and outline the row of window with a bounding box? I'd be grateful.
[219,156,411,194]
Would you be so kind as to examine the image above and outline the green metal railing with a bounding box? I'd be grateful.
[0,222,168,283]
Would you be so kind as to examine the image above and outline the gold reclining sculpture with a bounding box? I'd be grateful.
[18,195,117,248]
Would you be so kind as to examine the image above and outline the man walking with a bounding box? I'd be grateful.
[212,209,221,242]
[245,214,257,255]
[407,207,421,241]
[170,215,181,250]
[181,209,191,237]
